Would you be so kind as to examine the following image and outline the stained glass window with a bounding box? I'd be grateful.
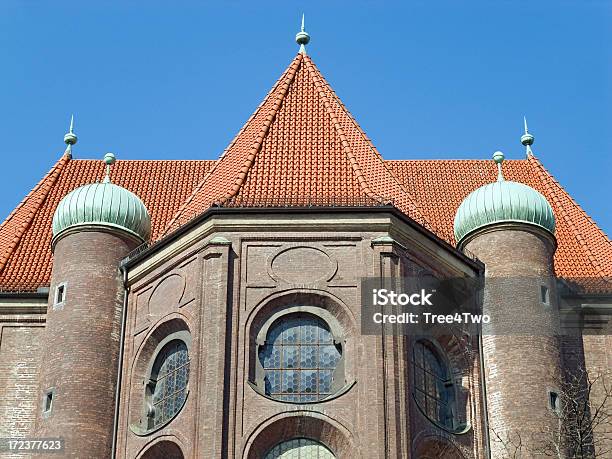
[259,313,341,403]
[149,340,190,428]
[264,438,336,459]
[413,340,454,429]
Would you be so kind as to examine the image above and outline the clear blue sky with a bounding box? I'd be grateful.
[1,1,610,235]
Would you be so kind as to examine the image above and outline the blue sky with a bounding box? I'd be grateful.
[1,1,610,235]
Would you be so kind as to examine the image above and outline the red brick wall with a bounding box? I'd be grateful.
[582,334,612,454]
[117,220,484,458]
[0,324,44,459]
[35,230,138,458]
[465,225,563,457]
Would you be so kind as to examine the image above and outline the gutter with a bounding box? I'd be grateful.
[479,324,491,459]
[111,265,129,459]
[0,291,49,299]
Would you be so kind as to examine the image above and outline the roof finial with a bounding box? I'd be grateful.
[103,152,116,183]
[63,114,77,158]
[295,14,310,55]
[493,151,505,182]
[521,116,535,157]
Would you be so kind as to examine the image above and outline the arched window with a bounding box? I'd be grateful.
[258,313,342,402]
[141,440,184,459]
[264,438,336,459]
[146,339,190,429]
[413,340,455,429]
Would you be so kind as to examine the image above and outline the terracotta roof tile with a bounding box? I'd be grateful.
[0,52,610,292]
[387,157,612,285]
[0,159,215,291]
[1,154,609,292]
[163,54,433,235]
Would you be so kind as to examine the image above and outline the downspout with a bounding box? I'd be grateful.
[111,265,129,459]
[479,331,491,459]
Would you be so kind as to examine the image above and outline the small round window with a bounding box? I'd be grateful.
[258,313,342,402]
[146,339,190,429]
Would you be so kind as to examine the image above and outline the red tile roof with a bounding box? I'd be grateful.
[387,157,612,282]
[1,53,610,292]
[0,159,215,291]
[163,53,433,235]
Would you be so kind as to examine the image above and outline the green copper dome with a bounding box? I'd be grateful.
[52,181,151,242]
[52,154,151,242]
[453,152,555,244]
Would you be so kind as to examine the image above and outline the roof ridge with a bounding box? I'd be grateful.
[0,153,67,234]
[0,153,70,275]
[216,59,296,163]
[218,54,303,204]
[161,55,303,237]
[322,71,385,162]
[303,56,434,232]
[302,56,382,202]
[385,159,529,163]
[310,62,436,210]
[70,159,218,163]
[528,153,612,277]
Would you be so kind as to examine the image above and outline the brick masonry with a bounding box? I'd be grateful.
[115,213,487,458]
[0,213,609,458]
[465,224,564,457]
[0,324,44,459]
[33,229,139,458]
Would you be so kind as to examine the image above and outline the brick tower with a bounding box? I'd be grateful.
[35,148,150,458]
[455,150,563,456]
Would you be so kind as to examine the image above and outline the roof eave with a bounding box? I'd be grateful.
[121,205,483,273]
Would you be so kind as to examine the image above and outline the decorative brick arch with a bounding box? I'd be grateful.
[243,411,359,459]
[247,289,358,340]
[138,440,184,459]
[245,289,358,400]
[408,333,475,434]
[128,315,192,433]
[413,435,466,459]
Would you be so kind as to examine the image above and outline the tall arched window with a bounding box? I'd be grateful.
[413,340,455,429]
[146,339,190,429]
[258,313,342,402]
[264,438,336,459]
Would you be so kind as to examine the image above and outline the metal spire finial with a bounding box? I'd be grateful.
[521,115,535,157]
[63,114,78,158]
[295,14,310,55]
[493,151,505,182]
[103,152,116,183]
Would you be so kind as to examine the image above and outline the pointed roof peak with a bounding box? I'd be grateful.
[63,114,77,158]
[521,115,535,157]
[295,14,310,55]
[163,53,433,236]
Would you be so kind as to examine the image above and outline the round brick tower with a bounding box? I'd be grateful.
[455,151,562,457]
[35,152,150,458]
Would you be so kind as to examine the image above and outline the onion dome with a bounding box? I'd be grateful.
[453,151,555,244]
[52,153,151,242]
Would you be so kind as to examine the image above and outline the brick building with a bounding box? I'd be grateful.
[0,24,610,459]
